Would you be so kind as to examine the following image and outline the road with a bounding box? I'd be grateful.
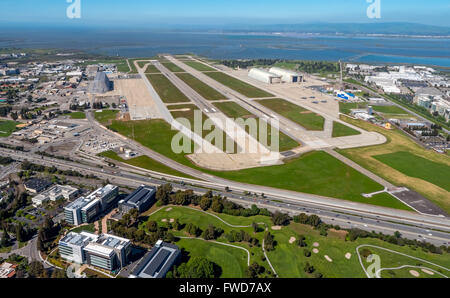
[1,147,449,246]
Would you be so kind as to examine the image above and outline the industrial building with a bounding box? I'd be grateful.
[24,178,52,194]
[32,184,79,207]
[130,240,181,278]
[64,184,118,225]
[59,232,131,271]
[118,185,156,214]
[269,67,303,83]
[248,68,281,84]
[89,72,113,94]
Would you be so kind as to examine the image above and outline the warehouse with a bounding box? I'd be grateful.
[269,67,303,83]
[248,68,281,84]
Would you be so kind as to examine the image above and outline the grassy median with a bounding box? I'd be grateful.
[205,72,274,98]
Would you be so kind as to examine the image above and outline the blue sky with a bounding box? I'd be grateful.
[1,0,450,27]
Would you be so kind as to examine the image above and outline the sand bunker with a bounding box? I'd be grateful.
[271,226,282,230]
[161,219,168,222]
[313,242,320,247]
[324,255,333,262]
[421,269,434,275]
[409,270,420,277]
[165,208,172,212]
[170,218,175,223]
[289,237,296,244]
[312,248,319,254]
[345,253,352,260]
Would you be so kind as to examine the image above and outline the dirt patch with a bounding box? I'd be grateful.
[409,270,420,277]
[312,248,319,254]
[313,242,320,247]
[271,226,282,230]
[300,111,313,114]
[324,255,333,262]
[289,237,296,244]
[328,229,348,240]
[345,253,352,260]
[421,268,434,275]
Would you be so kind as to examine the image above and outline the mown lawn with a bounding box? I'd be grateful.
[332,121,361,138]
[339,102,368,115]
[257,98,325,131]
[69,111,86,119]
[162,62,185,73]
[98,151,195,179]
[213,101,300,152]
[372,105,409,114]
[176,73,226,101]
[338,115,450,213]
[146,74,190,103]
[184,61,216,71]
[94,110,119,125]
[373,151,450,192]
[0,120,19,137]
[144,64,161,73]
[107,119,410,209]
[204,72,274,98]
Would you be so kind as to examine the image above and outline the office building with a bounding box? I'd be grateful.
[59,232,98,264]
[32,185,79,207]
[130,240,181,278]
[118,185,156,214]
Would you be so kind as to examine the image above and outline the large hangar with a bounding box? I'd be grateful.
[269,67,303,83]
[248,68,281,84]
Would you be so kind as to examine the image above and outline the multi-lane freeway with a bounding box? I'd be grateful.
[1,146,449,246]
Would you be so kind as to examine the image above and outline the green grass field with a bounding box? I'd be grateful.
[69,111,86,119]
[184,61,216,71]
[146,74,190,103]
[70,224,96,233]
[257,98,325,131]
[137,61,150,68]
[162,62,185,72]
[372,105,409,114]
[145,206,449,278]
[175,73,227,101]
[106,118,410,209]
[204,72,274,98]
[94,110,119,125]
[144,64,161,73]
[0,120,19,137]
[98,151,195,179]
[170,105,237,152]
[212,101,299,152]
[332,121,361,138]
[339,102,368,115]
[374,151,450,191]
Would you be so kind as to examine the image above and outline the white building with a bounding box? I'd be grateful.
[248,68,281,84]
[59,232,99,264]
[32,185,79,207]
[269,67,302,83]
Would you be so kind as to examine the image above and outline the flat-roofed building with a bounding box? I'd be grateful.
[130,240,180,278]
[64,197,93,226]
[119,185,156,214]
[84,234,131,271]
[81,198,101,223]
[32,185,79,207]
[59,231,98,264]
[87,184,119,211]
[24,178,52,194]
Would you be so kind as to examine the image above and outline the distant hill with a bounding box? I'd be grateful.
[223,22,450,36]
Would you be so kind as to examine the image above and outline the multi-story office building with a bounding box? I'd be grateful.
[59,232,98,264]
[59,232,131,271]
[64,197,93,226]
[64,185,118,226]
[118,185,156,214]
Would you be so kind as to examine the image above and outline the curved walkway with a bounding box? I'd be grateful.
[356,244,449,278]
[376,264,448,278]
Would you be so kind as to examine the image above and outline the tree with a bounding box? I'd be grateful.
[245,262,265,278]
[172,219,181,231]
[211,200,223,213]
[28,261,45,278]
[251,222,259,234]
[263,232,275,251]
[1,229,9,248]
[303,249,311,257]
[271,211,290,226]
[297,235,307,247]
[177,257,216,278]
[146,221,158,233]
[304,262,315,274]
[15,224,25,242]
[199,197,211,211]
[156,184,173,205]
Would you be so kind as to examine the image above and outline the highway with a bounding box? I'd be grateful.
[1,147,449,246]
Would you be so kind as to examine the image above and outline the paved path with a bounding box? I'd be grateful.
[262,238,278,277]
